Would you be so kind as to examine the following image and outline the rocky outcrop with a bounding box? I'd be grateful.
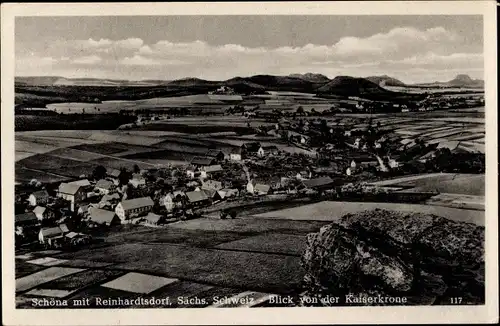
[300,209,484,305]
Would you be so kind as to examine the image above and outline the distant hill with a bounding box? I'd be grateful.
[446,74,484,88]
[166,77,219,87]
[16,76,160,87]
[15,76,64,86]
[288,73,330,83]
[413,74,484,88]
[365,75,406,87]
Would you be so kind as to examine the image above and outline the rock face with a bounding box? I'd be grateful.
[300,209,484,306]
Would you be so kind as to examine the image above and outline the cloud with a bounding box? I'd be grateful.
[72,55,102,64]
[15,26,483,83]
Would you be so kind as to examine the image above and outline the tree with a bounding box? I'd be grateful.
[118,167,131,186]
[92,165,107,180]
[133,164,141,174]
[296,106,305,116]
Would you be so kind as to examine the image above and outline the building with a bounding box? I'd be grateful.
[68,179,92,188]
[161,193,176,212]
[28,190,50,207]
[253,184,271,195]
[33,206,55,221]
[129,174,146,188]
[115,197,154,223]
[230,147,243,161]
[57,183,86,211]
[38,226,65,247]
[15,212,39,228]
[261,146,279,156]
[90,208,118,226]
[108,169,121,179]
[201,165,223,176]
[144,212,163,226]
[202,179,223,191]
[95,179,116,195]
[99,193,121,208]
[202,188,222,202]
[185,190,210,207]
[217,188,239,199]
[206,149,225,161]
[191,156,216,167]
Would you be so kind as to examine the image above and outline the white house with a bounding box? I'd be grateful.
[161,193,175,212]
[256,146,265,157]
[129,174,146,188]
[354,138,361,149]
[388,158,400,169]
[115,197,154,223]
[350,160,357,169]
[230,148,243,161]
[95,179,116,195]
[57,183,86,212]
[28,190,50,207]
[33,206,55,221]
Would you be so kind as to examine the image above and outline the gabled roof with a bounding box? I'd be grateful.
[131,173,145,180]
[120,197,154,211]
[254,184,271,194]
[202,165,223,173]
[302,176,334,189]
[15,212,38,224]
[186,190,209,203]
[231,147,243,154]
[202,188,217,198]
[95,179,114,190]
[30,190,49,198]
[40,227,63,238]
[33,206,46,216]
[242,142,262,152]
[100,193,121,202]
[262,145,279,151]
[108,169,121,178]
[202,180,222,189]
[206,149,225,158]
[145,212,162,224]
[58,183,82,195]
[68,179,91,187]
[90,208,116,224]
[191,156,215,166]
[59,223,70,233]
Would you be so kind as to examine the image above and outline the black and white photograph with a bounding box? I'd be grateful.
[2,1,498,325]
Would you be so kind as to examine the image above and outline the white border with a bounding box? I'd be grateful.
[2,2,498,325]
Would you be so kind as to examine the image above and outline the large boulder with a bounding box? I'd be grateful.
[301,209,484,305]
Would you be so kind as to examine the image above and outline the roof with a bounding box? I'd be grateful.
[186,191,209,203]
[90,208,116,224]
[191,156,215,166]
[59,223,70,233]
[203,165,223,173]
[206,149,225,157]
[131,173,145,180]
[302,176,335,189]
[58,183,82,195]
[254,184,271,194]
[95,179,114,190]
[30,190,49,198]
[101,193,121,202]
[15,212,38,224]
[202,188,217,198]
[202,180,222,189]
[65,231,79,239]
[68,179,91,187]
[231,147,243,154]
[145,213,162,224]
[120,197,154,211]
[40,227,63,238]
[33,206,46,216]
[242,142,262,152]
[108,169,121,178]
[173,190,185,197]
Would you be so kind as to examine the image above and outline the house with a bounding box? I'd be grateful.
[186,168,196,179]
[217,188,239,199]
[230,147,243,161]
[68,179,92,188]
[115,197,154,223]
[90,208,118,226]
[302,177,335,191]
[253,184,271,195]
[201,165,223,176]
[202,179,223,191]
[15,212,39,228]
[262,146,279,156]
[388,158,400,169]
[242,142,262,155]
[202,188,222,202]
[57,183,86,211]
[191,156,216,167]
[129,174,146,188]
[28,190,50,207]
[107,169,121,179]
[161,193,176,212]
[33,206,55,221]
[144,213,163,226]
[95,179,116,195]
[99,193,121,208]
[185,190,210,207]
[205,149,225,161]
[38,226,65,247]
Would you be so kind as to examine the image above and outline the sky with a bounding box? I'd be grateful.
[15,16,484,83]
